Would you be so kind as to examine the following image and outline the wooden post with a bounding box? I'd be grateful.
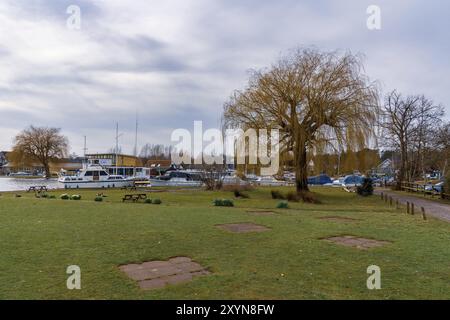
[381,192,384,200]
[411,203,415,215]
[396,199,399,210]
[389,196,393,206]
[407,202,410,214]
[421,207,427,221]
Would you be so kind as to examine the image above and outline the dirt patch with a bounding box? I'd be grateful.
[216,223,270,233]
[318,216,359,222]
[323,235,391,250]
[119,257,210,290]
[246,210,276,216]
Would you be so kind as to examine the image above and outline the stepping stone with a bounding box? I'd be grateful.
[246,210,275,216]
[216,223,270,233]
[318,216,359,222]
[120,257,210,290]
[323,235,391,250]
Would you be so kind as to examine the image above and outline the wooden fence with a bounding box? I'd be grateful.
[400,181,450,200]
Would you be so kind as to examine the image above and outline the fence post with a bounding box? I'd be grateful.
[421,207,427,221]
[381,192,384,200]
[407,202,410,214]
[396,199,399,209]
[411,203,415,215]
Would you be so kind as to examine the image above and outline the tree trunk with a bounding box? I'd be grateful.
[295,142,309,193]
[43,160,50,179]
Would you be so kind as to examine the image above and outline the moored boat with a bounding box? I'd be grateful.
[58,161,134,189]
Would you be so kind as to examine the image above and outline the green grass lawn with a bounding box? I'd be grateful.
[0,187,449,300]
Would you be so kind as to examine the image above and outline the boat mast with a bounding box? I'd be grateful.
[133,112,138,178]
[133,111,138,157]
[115,123,119,175]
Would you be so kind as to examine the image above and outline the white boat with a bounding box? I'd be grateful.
[255,176,286,186]
[149,171,203,187]
[58,161,134,189]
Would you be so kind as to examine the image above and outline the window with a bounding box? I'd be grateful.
[100,171,108,176]
[85,171,93,176]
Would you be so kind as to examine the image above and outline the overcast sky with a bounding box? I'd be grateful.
[0,0,449,155]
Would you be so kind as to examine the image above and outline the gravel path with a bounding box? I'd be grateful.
[374,189,450,223]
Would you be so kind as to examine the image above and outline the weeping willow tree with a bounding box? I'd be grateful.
[223,48,379,194]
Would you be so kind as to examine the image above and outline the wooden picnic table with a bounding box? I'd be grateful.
[121,185,137,191]
[27,186,48,193]
[122,194,147,203]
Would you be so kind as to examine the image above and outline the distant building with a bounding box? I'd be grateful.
[86,153,149,177]
[86,153,142,167]
[374,159,395,176]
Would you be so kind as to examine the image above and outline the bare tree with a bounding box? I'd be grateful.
[12,126,69,178]
[224,48,379,194]
[432,122,450,177]
[139,143,172,161]
[380,91,443,188]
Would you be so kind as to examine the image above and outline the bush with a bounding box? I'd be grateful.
[233,190,249,199]
[222,184,253,192]
[94,196,103,202]
[357,178,374,197]
[71,195,82,201]
[299,191,321,204]
[152,198,162,205]
[271,190,285,200]
[286,192,300,202]
[145,198,152,204]
[48,195,56,199]
[213,199,234,207]
[60,194,70,200]
[276,201,289,209]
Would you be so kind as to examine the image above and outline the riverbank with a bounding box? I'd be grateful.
[0,177,59,192]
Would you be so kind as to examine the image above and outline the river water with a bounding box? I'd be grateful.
[0,177,59,192]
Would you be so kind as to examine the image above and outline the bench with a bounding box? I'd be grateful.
[27,186,48,193]
[122,194,147,203]
[121,186,137,191]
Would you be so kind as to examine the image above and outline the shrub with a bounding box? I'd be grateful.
[357,178,374,197]
[152,198,162,205]
[145,198,152,204]
[271,190,285,200]
[60,194,70,200]
[233,190,249,199]
[222,184,253,192]
[48,195,56,199]
[276,201,289,209]
[94,196,103,202]
[299,191,322,204]
[286,192,300,202]
[71,195,82,201]
[213,199,234,207]
[222,199,234,207]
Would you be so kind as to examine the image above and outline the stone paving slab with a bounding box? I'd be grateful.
[120,257,210,290]
[324,235,391,250]
[216,222,270,233]
[318,216,359,222]
[246,210,276,216]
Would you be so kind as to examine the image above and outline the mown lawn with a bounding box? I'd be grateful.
[0,187,449,300]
